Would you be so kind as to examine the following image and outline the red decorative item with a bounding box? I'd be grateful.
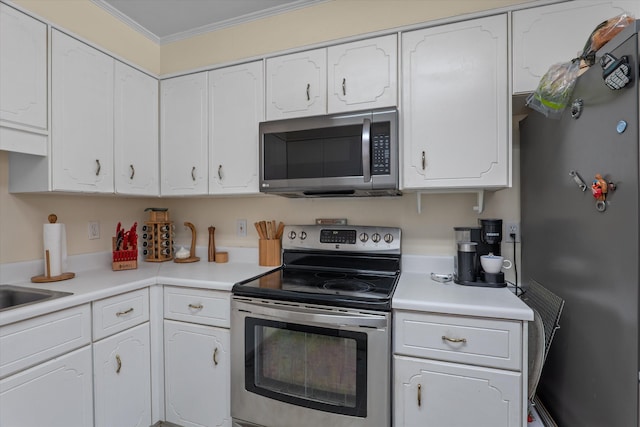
[113,222,138,271]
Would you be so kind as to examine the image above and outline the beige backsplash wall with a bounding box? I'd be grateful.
[1,0,526,265]
[1,129,520,264]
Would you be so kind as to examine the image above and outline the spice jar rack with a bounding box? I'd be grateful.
[142,209,174,262]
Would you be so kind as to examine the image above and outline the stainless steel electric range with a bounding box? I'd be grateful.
[231,224,401,427]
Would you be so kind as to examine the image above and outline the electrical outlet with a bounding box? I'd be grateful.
[236,219,247,237]
[505,221,520,243]
[88,221,100,240]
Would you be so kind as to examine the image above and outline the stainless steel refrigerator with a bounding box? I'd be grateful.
[520,21,639,427]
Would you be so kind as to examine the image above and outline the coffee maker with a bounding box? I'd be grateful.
[454,218,506,287]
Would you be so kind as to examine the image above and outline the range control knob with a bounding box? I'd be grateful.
[371,233,381,243]
[287,230,296,240]
[384,233,394,244]
[359,233,369,243]
[299,231,307,240]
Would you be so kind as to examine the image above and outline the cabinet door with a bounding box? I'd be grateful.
[327,34,397,113]
[394,355,522,427]
[0,3,47,130]
[0,345,93,427]
[161,72,208,195]
[513,1,640,94]
[115,62,159,195]
[51,29,114,192]
[209,61,263,194]
[266,48,326,120]
[93,323,151,427]
[164,320,230,427]
[402,15,508,189]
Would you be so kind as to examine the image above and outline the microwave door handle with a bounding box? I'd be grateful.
[362,118,372,183]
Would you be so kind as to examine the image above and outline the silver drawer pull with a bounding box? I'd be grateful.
[417,383,422,407]
[188,303,203,310]
[116,307,134,317]
[213,347,219,366]
[442,335,467,344]
[115,354,122,374]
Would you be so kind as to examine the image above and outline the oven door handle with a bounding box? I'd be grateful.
[240,301,387,328]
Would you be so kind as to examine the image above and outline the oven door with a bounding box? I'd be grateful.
[231,297,390,427]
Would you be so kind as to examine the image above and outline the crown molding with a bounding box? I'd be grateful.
[91,0,327,45]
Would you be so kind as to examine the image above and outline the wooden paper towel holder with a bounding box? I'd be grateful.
[31,214,75,283]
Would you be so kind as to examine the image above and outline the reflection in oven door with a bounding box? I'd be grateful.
[231,297,391,427]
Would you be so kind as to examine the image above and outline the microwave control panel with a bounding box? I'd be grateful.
[372,123,391,175]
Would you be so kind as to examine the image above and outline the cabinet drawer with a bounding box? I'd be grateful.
[164,286,230,327]
[93,288,149,340]
[0,304,91,378]
[394,311,522,370]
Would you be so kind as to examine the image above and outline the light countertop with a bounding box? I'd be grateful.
[0,248,274,326]
[1,251,532,326]
[396,255,533,321]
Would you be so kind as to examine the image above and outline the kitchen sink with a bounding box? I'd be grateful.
[0,285,72,312]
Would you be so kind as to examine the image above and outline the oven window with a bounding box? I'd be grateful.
[245,318,367,417]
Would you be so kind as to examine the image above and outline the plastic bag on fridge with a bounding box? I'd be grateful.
[526,59,581,119]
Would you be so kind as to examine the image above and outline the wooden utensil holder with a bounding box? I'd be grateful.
[259,239,281,266]
[112,237,137,271]
[143,221,174,262]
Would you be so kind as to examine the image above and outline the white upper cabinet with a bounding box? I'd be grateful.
[402,14,509,190]
[512,0,640,94]
[266,48,326,120]
[51,29,114,193]
[161,72,209,196]
[327,34,397,113]
[0,3,48,155]
[209,61,264,195]
[266,35,398,120]
[114,62,159,196]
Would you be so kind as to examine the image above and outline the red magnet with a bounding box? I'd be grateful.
[591,174,608,201]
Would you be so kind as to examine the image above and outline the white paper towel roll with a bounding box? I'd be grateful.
[43,223,67,277]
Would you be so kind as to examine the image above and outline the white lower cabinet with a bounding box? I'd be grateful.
[164,319,230,427]
[0,345,94,427]
[93,322,152,427]
[394,355,521,427]
[92,288,152,427]
[163,286,231,427]
[393,311,526,427]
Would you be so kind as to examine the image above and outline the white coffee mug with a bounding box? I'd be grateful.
[480,253,512,274]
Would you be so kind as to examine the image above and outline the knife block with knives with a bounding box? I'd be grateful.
[112,221,138,271]
[256,220,284,266]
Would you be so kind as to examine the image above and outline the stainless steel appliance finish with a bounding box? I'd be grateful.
[259,109,400,197]
[0,284,72,311]
[520,22,639,427]
[231,224,400,427]
[231,298,390,427]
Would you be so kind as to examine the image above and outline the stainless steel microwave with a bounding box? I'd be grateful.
[259,108,400,197]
